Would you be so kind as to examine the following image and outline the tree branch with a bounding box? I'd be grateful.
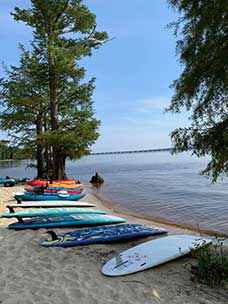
[54,0,69,25]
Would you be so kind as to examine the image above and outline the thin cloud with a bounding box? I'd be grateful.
[138,96,171,113]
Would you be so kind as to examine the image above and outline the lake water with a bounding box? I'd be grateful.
[0,152,228,236]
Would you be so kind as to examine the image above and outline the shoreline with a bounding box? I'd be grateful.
[1,185,228,239]
[86,190,196,236]
[85,194,227,248]
[0,159,23,162]
[87,186,228,239]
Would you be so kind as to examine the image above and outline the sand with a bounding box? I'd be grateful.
[0,186,227,304]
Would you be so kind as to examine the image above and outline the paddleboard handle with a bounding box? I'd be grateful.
[16,199,22,204]
[6,206,15,213]
[46,231,59,241]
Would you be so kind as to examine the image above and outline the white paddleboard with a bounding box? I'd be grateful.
[8,201,95,208]
[102,234,211,276]
[13,192,25,196]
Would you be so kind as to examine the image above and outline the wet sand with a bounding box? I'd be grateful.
[0,186,227,304]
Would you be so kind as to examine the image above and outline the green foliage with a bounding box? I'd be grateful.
[0,46,49,177]
[0,46,48,138]
[191,239,228,287]
[0,140,23,160]
[167,1,228,182]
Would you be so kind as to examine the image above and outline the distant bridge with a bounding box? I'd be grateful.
[91,148,171,155]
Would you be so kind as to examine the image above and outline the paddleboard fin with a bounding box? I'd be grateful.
[47,230,59,241]
[15,217,24,223]
[114,254,127,268]
[7,206,15,213]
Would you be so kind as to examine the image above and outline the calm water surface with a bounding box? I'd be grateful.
[0,152,227,235]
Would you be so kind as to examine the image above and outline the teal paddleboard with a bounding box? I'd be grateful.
[1,207,106,218]
[8,214,126,229]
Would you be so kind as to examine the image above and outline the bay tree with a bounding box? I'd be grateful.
[167,0,228,181]
[11,0,108,179]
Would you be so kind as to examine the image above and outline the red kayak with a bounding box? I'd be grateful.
[27,180,47,187]
[27,179,77,187]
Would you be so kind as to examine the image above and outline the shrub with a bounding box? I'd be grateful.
[190,238,228,287]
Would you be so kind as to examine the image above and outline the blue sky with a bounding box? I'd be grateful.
[0,0,188,152]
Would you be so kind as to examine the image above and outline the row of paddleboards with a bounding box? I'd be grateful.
[3,184,212,277]
[1,200,127,229]
[2,203,211,278]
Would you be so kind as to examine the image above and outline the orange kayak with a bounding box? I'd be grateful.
[52,179,76,184]
[48,182,84,189]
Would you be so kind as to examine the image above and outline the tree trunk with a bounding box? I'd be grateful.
[47,31,67,179]
[43,118,52,179]
[52,153,67,180]
[37,146,44,178]
[36,114,44,178]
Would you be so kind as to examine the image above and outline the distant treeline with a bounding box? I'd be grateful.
[0,140,23,160]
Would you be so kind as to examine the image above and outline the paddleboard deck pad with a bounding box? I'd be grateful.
[1,207,105,218]
[8,214,126,229]
[102,234,211,276]
[40,224,167,247]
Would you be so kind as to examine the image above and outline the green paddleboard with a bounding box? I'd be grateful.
[1,207,106,218]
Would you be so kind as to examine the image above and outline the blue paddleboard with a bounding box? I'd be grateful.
[25,190,84,196]
[14,192,86,201]
[43,187,84,191]
[40,224,168,247]
[8,214,126,229]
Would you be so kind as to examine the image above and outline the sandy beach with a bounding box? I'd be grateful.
[0,186,227,304]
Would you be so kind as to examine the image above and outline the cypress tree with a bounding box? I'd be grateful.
[1,0,108,179]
